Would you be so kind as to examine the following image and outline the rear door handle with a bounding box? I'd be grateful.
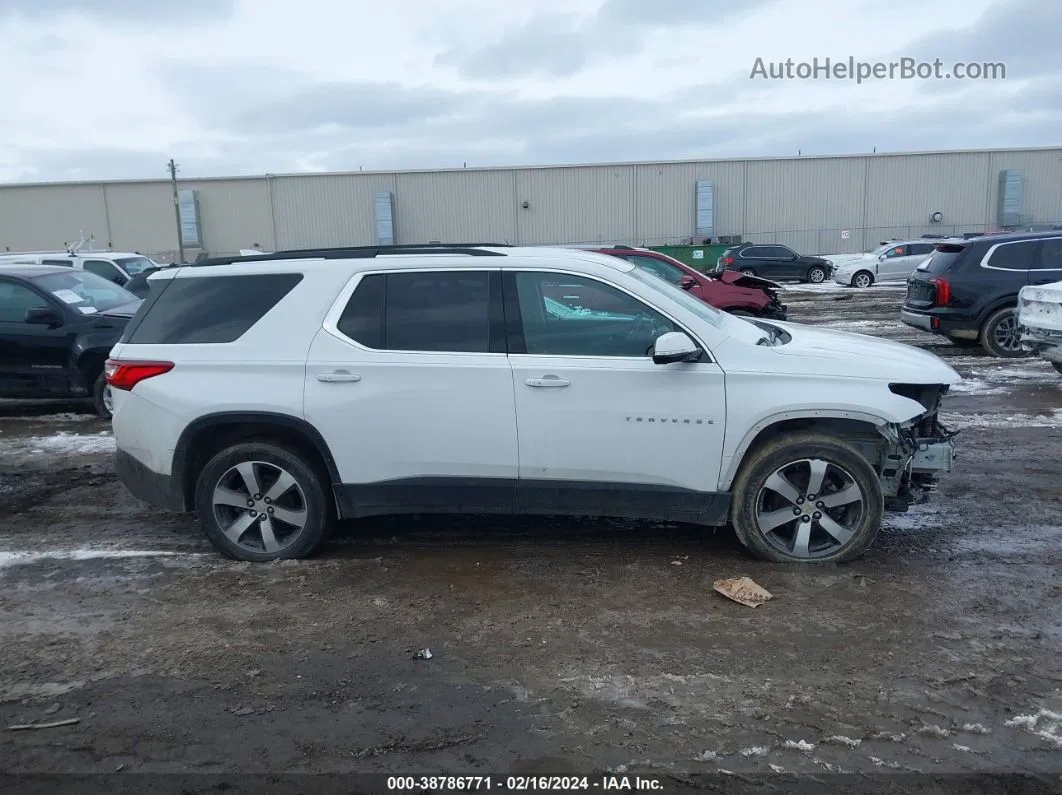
[525,376,570,388]
[317,370,362,383]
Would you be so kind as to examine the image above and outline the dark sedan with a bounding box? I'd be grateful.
[716,243,833,283]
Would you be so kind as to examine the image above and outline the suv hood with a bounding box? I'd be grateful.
[760,321,961,384]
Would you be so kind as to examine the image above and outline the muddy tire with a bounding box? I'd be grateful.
[806,266,827,284]
[731,432,884,564]
[92,372,113,419]
[980,307,1029,358]
[852,270,874,288]
[194,442,332,562]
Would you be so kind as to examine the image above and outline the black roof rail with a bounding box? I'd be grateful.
[193,243,511,267]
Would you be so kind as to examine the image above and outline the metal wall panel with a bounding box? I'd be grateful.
[515,165,634,245]
[633,161,745,246]
[181,178,275,254]
[988,150,1062,225]
[745,157,868,254]
[0,184,109,253]
[270,173,396,249]
[394,170,516,244]
[102,182,175,256]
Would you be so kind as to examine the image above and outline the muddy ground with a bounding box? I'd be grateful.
[1,283,1061,792]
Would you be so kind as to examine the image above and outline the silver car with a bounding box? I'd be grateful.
[832,240,941,288]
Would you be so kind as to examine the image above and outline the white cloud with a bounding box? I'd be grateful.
[0,0,1052,183]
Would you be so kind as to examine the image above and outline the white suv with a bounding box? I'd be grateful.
[107,245,961,564]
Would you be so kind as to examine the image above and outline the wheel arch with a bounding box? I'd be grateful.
[173,412,341,513]
[720,411,894,491]
[977,294,1021,328]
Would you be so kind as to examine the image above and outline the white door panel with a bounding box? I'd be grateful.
[509,355,726,492]
[304,329,518,484]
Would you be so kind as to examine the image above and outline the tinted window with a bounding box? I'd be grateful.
[770,246,796,259]
[336,273,385,348]
[1033,238,1062,270]
[127,273,302,344]
[740,247,770,258]
[921,244,967,275]
[513,272,675,357]
[41,259,73,267]
[987,240,1038,270]
[627,255,685,285]
[0,281,48,322]
[83,259,125,283]
[909,243,935,256]
[336,271,491,353]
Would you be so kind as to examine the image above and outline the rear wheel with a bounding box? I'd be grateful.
[194,442,332,562]
[92,372,113,419]
[731,432,884,564]
[852,271,874,289]
[980,307,1030,358]
[806,266,827,284]
[741,268,757,277]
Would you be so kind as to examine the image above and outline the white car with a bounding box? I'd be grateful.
[0,250,160,288]
[106,245,960,565]
[1018,280,1062,375]
[832,240,941,288]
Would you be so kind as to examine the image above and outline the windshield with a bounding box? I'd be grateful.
[115,256,158,275]
[31,269,139,314]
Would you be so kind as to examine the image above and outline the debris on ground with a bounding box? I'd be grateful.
[8,718,80,731]
[713,576,773,608]
[412,648,433,660]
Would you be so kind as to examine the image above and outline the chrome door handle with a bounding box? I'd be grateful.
[525,376,570,388]
[317,370,362,383]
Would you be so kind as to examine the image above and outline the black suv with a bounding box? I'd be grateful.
[0,265,141,417]
[716,243,833,283]
[901,231,1062,357]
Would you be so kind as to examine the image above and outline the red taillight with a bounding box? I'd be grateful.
[929,277,951,306]
[722,257,734,265]
[104,359,174,391]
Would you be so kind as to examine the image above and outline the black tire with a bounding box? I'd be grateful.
[1052,361,1062,376]
[852,270,874,289]
[194,442,332,562]
[806,266,827,284]
[980,307,1030,358]
[731,432,884,564]
[92,371,113,419]
[946,335,981,348]
[728,309,756,317]
[741,268,757,277]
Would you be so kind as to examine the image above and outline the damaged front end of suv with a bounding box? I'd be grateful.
[877,383,958,512]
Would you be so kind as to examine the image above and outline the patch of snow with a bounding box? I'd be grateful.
[4,412,94,423]
[0,549,192,569]
[824,735,862,748]
[1005,709,1062,747]
[947,378,1009,396]
[782,740,816,753]
[739,746,769,757]
[961,723,992,735]
[2,431,116,455]
[870,732,907,742]
[915,724,951,738]
[941,410,1062,429]
[884,504,948,531]
[695,751,717,762]
[768,764,786,773]
[952,744,972,752]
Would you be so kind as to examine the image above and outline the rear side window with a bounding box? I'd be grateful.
[1032,238,1062,270]
[986,240,1038,271]
[336,270,492,353]
[126,273,302,344]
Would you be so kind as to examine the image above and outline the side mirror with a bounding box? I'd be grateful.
[652,331,700,365]
[879,254,887,262]
[25,307,62,328]
[678,275,697,290]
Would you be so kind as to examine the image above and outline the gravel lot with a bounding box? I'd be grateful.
[1,284,1061,789]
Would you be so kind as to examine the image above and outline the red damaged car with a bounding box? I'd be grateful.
[588,246,788,320]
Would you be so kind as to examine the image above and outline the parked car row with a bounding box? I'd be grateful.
[0,248,162,289]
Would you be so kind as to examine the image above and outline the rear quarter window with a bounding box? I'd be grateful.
[920,244,967,274]
[125,273,302,344]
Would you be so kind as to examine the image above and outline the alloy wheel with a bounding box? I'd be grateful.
[992,313,1023,354]
[754,458,865,559]
[211,461,309,555]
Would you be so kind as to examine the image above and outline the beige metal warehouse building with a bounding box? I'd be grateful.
[1,146,1060,262]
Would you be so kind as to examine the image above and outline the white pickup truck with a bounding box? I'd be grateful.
[1018,280,1062,375]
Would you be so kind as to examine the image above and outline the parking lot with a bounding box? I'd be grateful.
[1,283,1061,782]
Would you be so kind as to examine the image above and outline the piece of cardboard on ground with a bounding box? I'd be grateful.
[713,576,773,608]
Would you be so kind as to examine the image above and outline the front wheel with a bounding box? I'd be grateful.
[731,432,884,564]
[806,266,827,284]
[194,442,332,562]
[980,307,1030,358]
[852,271,874,289]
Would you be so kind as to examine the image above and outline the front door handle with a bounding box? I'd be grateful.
[317,370,362,383]
[525,376,570,388]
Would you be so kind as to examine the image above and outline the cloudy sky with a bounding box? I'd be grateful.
[0,0,1056,183]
